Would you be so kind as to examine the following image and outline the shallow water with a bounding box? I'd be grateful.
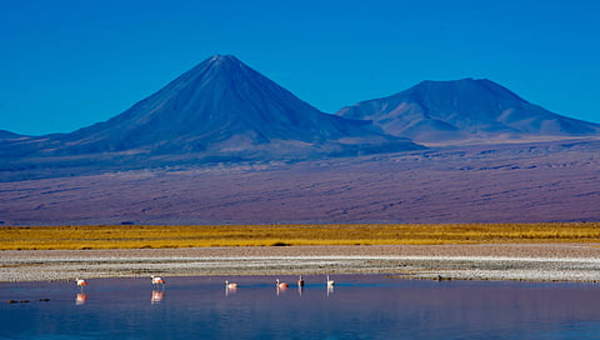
[2,275,600,339]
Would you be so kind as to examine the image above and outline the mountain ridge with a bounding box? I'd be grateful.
[336,78,600,143]
[0,55,422,170]
[0,130,24,139]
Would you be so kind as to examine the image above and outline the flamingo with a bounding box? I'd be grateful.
[275,278,290,289]
[151,275,166,288]
[326,275,335,287]
[75,278,88,291]
[225,280,238,289]
[297,275,305,287]
[275,279,289,288]
[275,279,288,296]
[225,280,238,296]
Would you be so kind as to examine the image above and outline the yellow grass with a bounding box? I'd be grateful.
[1,223,600,250]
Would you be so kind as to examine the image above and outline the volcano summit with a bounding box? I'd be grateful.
[54,55,420,157]
[1,55,421,175]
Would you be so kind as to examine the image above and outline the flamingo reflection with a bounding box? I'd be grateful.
[326,285,334,296]
[151,290,165,304]
[225,286,238,296]
[75,293,88,305]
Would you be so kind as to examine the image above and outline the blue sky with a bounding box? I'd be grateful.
[1,0,599,135]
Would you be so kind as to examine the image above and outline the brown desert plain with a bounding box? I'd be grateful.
[1,139,599,226]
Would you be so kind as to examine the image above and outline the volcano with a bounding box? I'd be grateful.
[3,55,421,166]
[336,78,600,143]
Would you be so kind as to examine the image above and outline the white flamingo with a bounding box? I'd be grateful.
[297,275,305,287]
[326,275,335,287]
[225,280,238,296]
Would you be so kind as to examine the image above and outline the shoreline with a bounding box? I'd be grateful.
[2,243,600,283]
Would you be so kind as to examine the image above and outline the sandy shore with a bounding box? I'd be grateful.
[2,243,600,283]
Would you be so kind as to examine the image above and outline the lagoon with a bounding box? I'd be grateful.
[2,275,600,339]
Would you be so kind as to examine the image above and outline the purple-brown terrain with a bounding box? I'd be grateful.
[0,139,599,225]
[0,55,599,225]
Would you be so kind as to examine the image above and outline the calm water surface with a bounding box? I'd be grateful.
[2,275,600,339]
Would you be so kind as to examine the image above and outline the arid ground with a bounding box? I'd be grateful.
[2,139,599,283]
[1,139,599,225]
[3,244,600,283]
[3,224,600,283]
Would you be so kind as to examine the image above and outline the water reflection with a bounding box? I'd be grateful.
[225,286,237,297]
[298,286,304,296]
[7,276,600,339]
[75,293,88,305]
[276,285,288,296]
[151,290,165,304]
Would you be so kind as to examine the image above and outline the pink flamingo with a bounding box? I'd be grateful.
[225,281,238,296]
[225,280,238,289]
[75,278,88,291]
[275,278,289,289]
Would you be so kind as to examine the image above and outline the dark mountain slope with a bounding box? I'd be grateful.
[0,130,24,139]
